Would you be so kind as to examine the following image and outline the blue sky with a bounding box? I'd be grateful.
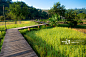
[12,0,86,10]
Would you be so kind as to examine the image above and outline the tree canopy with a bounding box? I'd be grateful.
[6,2,29,24]
[0,1,48,21]
[48,2,66,17]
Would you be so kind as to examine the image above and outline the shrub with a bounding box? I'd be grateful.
[0,16,4,21]
[66,18,78,27]
[68,20,77,27]
[77,20,83,25]
[49,14,60,26]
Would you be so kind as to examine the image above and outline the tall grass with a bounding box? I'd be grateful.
[0,31,6,52]
[21,27,86,57]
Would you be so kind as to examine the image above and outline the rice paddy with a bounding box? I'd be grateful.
[20,27,86,57]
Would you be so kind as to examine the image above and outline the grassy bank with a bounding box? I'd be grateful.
[20,27,86,57]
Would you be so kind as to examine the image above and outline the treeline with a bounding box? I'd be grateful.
[0,1,86,22]
[0,1,48,22]
[65,9,86,20]
[67,8,86,14]
[0,0,12,16]
[48,2,86,20]
[47,2,86,27]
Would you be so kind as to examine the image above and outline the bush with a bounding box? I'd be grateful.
[77,20,83,25]
[0,16,4,21]
[49,14,60,26]
[68,21,77,27]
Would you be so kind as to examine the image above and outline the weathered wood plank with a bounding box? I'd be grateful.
[12,23,49,30]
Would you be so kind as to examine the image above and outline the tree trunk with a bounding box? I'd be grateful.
[19,20,21,24]
[15,20,17,24]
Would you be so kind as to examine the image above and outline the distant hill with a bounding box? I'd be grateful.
[0,1,12,16]
[66,8,86,14]
[42,8,86,15]
[42,10,49,14]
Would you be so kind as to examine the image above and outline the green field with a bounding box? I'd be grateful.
[0,21,38,52]
[20,27,86,57]
[0,20,86,57]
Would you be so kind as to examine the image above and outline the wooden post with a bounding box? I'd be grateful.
[38,26,39,28]
[28,28,30,31]
[46,24,48,27]
[1,30,2,33]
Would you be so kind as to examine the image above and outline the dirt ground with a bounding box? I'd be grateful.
[73,22,86,34]
[73,28,86,34]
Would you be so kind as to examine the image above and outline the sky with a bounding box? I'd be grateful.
[12,0,86,10]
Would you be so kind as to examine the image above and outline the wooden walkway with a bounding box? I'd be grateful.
[12,23,49,30]
[0,22,49,57]
[0,29,38,57]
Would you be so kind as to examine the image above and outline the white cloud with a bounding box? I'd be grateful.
[12,0,24,2]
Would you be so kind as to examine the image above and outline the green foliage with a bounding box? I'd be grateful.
[48,2,66,17]
[21,27,86,57]
[49,14,60,26]
[0,0,12,2]
[0,1,12,16]
[65,9,76,19]
[0,16,4,21]
[0,1,48,19]
[68,21,77,27]
[65,9,86,20]
[77,20,83,25]
[6,2,29,24]
[77,13,86,19]
[0,31,5,52]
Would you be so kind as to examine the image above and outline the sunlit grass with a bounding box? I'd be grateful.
[21,27,86,57]
[0,21,32,26]
[0,21,38,31]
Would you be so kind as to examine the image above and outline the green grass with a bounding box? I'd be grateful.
[0,21,38,31]
[0,21,38,52]
[20,27,86,57]
[0,36,4,52]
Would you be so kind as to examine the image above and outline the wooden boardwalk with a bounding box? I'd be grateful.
[12,23,49,30]
[0,29,38,57]
[0,22,49,57]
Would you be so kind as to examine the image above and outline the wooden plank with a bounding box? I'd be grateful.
[0,29,38,57]
[38,26,39,28]
[46,24,48,27]
[12,23,49,30]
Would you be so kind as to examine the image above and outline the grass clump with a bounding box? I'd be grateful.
[0,31,5,52]
[21,27,86,57]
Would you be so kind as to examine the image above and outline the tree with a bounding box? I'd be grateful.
[0,0,12,2]
[65,10,78,27]
[48,2,66,17]
[49,13,60,26]
[77,13,86,19]
[6,2,29,24]
[0,16,4,21]
[65,9,75,20]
